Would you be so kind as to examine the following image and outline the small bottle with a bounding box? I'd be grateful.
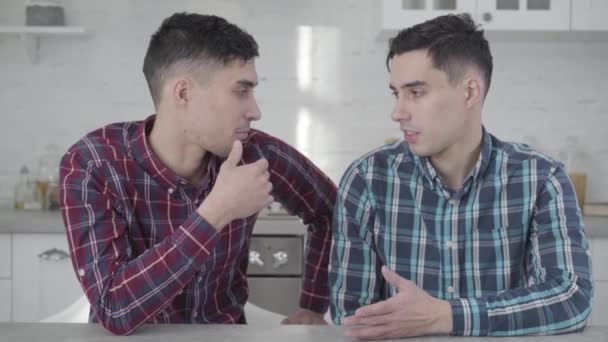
[14,166,40,210]
[36,144,61,210]
[14,166,29,210]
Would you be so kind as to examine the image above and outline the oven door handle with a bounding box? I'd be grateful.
[249,250,264,267]
[272,251,288,269]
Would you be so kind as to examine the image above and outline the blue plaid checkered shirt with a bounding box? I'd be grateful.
[329,128,593,336]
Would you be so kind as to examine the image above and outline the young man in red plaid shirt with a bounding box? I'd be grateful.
[59,12,336,335]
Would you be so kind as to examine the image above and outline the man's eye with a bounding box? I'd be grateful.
[411,89,424,97]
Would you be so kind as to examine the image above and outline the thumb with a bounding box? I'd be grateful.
[381,265,406,290]
[224,140,243,167]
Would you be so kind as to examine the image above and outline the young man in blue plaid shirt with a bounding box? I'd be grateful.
[329,13,592,339]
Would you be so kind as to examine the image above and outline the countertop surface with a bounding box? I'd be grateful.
[0,323,606,342]
[0,207,607,238]
[0,207,308,235]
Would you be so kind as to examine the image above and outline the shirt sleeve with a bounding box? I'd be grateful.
[59,151,220,335]
[261,138,337,314]
[450,164,593,336]
[329,161,385,323]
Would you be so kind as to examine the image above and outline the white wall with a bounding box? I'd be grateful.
[1,0,607,203]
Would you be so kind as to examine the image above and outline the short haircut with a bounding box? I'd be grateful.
[387,13,493,97]
[143,13,259,105]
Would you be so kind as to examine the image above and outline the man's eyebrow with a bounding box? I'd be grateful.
[389,80,428,90]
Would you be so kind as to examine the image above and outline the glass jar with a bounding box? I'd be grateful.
[558,136,587,209]
[14,165,41,210]
[36,144,61,210]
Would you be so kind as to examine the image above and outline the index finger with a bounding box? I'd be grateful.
[355,298,396,318]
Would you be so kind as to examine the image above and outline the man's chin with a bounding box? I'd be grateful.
[408,145,428,157]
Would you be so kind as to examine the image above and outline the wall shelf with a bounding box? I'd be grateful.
[0,25,87,63]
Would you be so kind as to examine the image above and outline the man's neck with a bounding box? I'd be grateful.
[148,112,207,185]
[430,127,483,191]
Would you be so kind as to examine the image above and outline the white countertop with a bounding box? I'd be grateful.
[0,207,308,235]
[0,207,607,238]
[0,323,605,342]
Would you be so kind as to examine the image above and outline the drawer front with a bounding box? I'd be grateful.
[248,235,303,276]
[12,233,82,322]
[590,238,608,281]
[0,235,10,278]
[247,277,301,316]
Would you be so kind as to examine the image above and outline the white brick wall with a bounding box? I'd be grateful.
[0,0,607,202]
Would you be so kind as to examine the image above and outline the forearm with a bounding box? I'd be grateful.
[449,272,592,336]
[300,217,332,313]
[68,211,220,335]
[262,141,336,312]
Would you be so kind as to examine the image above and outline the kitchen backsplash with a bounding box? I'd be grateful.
[0,0,607,203]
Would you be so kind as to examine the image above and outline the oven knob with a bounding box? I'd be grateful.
[272,251,288,268]
[249,250,264,267]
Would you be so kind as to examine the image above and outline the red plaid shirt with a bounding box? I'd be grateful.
[59,115,336,335]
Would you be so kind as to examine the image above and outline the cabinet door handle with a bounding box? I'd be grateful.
[483,12,493,22]
[37,248,70,261]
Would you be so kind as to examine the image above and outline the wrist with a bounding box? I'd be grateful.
[197,197,230,230]
[433,299,453,335]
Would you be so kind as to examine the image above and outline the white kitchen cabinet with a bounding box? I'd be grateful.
[590,238,608,281]
[0,234,11,322]
[588,237,608,326]
[571,0,608,30]
[0,234,10,278]
[0,280,11,322]
[382,0,476,30]
[382,0,573,31]
[590,281,608,326]
[477,0,571,30]
[12,233,83,322]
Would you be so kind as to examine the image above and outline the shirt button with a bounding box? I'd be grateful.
[168,188,174,195]
[178,290,183,295]
[447,286,455,293]
[448,198,457,205]
[197,277,202,283]
[446,241,454,249]
[193,311,198,318]
[78,269,85,277]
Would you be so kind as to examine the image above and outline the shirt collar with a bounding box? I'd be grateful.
[413,126,492,196]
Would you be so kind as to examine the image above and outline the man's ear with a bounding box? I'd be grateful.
[172,78,191,105]
[463,75,482,109]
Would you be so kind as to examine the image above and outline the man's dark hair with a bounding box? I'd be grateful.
[143,13,259,105]
[387,13,493,97]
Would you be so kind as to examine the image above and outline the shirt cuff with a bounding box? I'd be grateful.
[449,297,489,336]
[299,277,330,314]
[170,211,220,265]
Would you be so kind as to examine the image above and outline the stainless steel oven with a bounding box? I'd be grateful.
[247,216,306,316]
